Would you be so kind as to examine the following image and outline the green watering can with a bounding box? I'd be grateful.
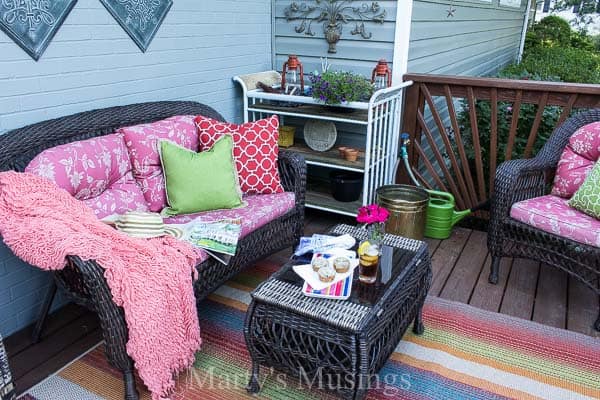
[424,190,471,240]
[398,133,487,240]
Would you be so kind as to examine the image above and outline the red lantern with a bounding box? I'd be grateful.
[281,55,304,95]
[371,59,392,90]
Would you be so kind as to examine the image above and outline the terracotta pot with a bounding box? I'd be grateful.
[338,146,348,157]
[344,148,359,162]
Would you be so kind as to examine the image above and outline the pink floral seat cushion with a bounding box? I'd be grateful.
[25,134,148,219]
[510,195,600,247]
[551,122,600,198]
[165,192,296,239]
[120,115,198,212]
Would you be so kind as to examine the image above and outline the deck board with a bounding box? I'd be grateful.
[469,255,512,313]
[499,258,540,321]
[439,230,488,303]
[4,209,599,396]
[567,278,600,337]
[428,227,471,296]
[533,264,568,329]
[3,303,88,356]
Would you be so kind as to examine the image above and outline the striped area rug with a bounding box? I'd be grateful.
[21,260,600,400]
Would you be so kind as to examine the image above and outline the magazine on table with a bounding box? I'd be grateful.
[185,218,242,265]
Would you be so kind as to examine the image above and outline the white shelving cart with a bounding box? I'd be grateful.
[234,72,412,217]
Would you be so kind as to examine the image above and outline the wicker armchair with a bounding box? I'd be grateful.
[487,109,600,332]
[0,101,306,399]
[0,335,15,400]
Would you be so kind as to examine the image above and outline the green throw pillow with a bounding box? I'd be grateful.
[568,161,600,220]
[160,135,243,216]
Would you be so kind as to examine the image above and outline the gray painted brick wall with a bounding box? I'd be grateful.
[0,0,272,134]
[0,0,272,336]
[0,242,67,337]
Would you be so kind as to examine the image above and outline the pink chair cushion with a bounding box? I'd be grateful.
[25,134,148,219]
[510,195,600,247]
[165,192,296,239]
[551,121,600,198]
[120,115,198,212]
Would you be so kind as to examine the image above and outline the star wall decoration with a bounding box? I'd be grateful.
[447,4,457,18]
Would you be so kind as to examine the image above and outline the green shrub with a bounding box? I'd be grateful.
[524,16,597,53]
[592,34,600,52]
[525,16,572,49]
[569,31,596,51]
[517,46,600,84]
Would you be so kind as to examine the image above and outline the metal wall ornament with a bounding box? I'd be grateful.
[284,0,386,54]
[0,0,77,61]
[100,0,172,52]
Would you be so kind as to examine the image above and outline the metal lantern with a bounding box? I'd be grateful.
[371,59,392,90]
[281,55,304,95]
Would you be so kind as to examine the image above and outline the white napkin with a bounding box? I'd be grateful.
[293,248,359,291]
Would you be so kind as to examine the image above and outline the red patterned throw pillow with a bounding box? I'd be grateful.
[194,115,284,195]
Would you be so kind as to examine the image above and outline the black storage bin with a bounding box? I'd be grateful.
[330,171,363,202]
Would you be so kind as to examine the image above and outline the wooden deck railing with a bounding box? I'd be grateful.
[400,73,600,211]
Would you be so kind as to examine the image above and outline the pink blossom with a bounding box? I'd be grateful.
[356,204,389,224]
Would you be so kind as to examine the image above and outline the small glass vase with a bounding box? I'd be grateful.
[358,222,385,284]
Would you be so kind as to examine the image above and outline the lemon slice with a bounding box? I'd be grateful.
[358,240,371,255]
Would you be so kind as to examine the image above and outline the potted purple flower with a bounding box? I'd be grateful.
[309,71,374,106]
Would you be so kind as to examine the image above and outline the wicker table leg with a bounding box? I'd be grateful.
[413,306,425,335]
[123,371,139,400]
[246,361,261,394]
[32,279,57,343]
[595,297,600,332]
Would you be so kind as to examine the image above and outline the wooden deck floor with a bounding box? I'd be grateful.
[5,209,599,395]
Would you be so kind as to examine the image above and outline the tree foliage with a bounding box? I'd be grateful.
[552,0,600,30]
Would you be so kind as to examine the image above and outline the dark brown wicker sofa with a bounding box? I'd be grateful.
[0,101,306,399]
[487,109,600,332]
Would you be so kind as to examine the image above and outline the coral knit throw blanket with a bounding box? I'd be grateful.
[0,171,201,400]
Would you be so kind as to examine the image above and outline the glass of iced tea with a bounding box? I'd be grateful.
[358,241,380,284]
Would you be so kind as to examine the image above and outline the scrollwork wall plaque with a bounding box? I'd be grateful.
[100,0,172,52]
[0,0,77,61]
[284,1,386,53]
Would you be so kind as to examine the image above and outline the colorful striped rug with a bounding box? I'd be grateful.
[21,260,600,400]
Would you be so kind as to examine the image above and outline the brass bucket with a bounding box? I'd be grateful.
[376,185,429,240]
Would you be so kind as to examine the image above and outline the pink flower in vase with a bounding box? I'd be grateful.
[357,204,389,224]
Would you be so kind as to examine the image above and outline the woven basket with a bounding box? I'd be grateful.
[278,126,295,147]
[303,120,337,152]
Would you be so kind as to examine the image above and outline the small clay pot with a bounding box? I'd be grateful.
[338,146,348,157]
[344,148,359,162]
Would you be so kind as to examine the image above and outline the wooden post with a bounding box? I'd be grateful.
[398,82,421,184]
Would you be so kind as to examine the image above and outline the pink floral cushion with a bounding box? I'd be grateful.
[25,134,148,219]
[120,115,199,212]
[510,195,600,247]
[165,192,296,239]
[551,122,600,198]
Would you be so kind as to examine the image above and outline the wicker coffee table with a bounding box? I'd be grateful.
[244,224,432,400]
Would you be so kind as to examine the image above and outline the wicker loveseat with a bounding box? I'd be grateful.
[0,334,15,400]
[488,109,600,332]
[0,101,306,399]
